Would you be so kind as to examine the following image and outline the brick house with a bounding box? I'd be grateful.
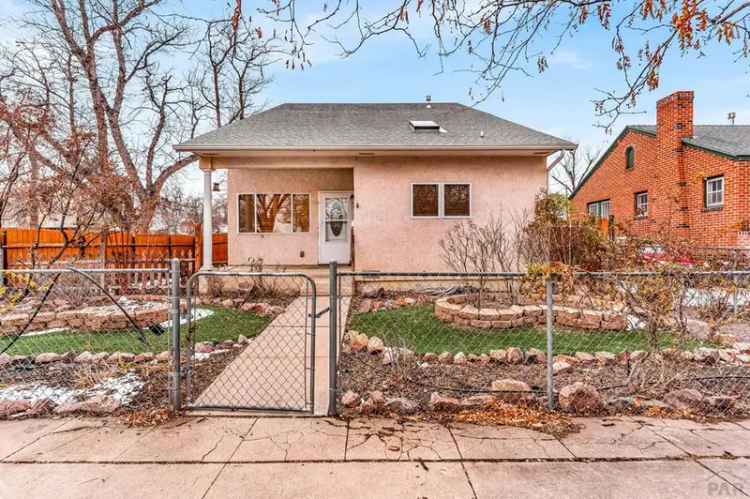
[570,91,750,248]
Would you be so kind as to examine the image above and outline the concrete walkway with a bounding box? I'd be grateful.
[1,415,749,498]
[195,296,350,415]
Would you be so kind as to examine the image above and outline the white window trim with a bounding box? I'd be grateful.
[705,176,724,209]
[236,192,311,235]
[411,182,472,219]
[635,192,648,218]
[587,199,611,219]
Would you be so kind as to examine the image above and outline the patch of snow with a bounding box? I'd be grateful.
[160,307,214,328]
[0,371,144,405]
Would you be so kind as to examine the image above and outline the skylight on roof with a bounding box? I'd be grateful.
[409,120,441,131]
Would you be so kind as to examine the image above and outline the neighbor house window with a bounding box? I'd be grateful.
[412,183,471,218]
[625,146,635,170]
[238,193,310,233]
[704,176,724,209]
[587,199,611,219]
[634,191,648,218]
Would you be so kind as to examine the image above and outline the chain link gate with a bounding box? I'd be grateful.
[180,271,318,412]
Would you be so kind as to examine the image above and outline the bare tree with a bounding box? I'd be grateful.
[549,148,599,196]
[252,0,750,129]
[0,1,275,230]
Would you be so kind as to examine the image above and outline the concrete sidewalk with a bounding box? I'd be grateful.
[195,296,350,415]
[1,416,749,498]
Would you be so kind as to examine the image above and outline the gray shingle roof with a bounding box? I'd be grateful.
[175,103,576,151]
[630,124,750,158]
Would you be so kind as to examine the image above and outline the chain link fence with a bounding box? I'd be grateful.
[182,271,318,412]
[334,269,750,419]
[0,266,180,418]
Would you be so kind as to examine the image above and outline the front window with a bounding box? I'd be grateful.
[705,176,724,209]
[412,183,471,218]
[587,199,611,219]
[238,193,310,233]
[634,191,648,218]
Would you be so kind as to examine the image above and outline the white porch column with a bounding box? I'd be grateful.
[202,167,213,270]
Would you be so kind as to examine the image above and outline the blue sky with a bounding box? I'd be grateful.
[4,0,749,194]
[187,1,749,193]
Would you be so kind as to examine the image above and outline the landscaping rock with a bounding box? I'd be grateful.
[664,389,705,411]
[422,352,438,362]
[706,395,737,411]
[367,336,385,354]
[553,361,573,375]
[357,299,373,314]
[134,352,154,363]
[734,342,750,353]
[108,351,135,363]
[506,347,524,365]
[23,398,55,417]
[341,390,360,408]
[74,351,95,364]
[91,352,110,364]
[478,354,491,364]
[558,382,603,414]
[0,353,12,367]
[349,331,369,352]
[680,350,695,362]
[491,378,532,403]
[574,352,595,364]
[737,354,750,364]
[453,352,467,365]
[237,334,249,344]
[694,348,719,364]
[718,349,736,363]
[460,394,496,409]
[34,352,62,364]
[156,351,171,362]
[525,348,545,364]
[489,349,507,363]
[0,400,32,418]
[438,352,454,364]
[385,397,419,415]
[595,351,616,365]
[359,391,386,414]
[429,392,461,412]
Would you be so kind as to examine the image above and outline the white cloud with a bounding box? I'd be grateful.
[549,48,592,70]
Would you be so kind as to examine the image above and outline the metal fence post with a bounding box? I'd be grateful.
[545,276,555,411]
[328,260,338,416]
[170,258,182,412]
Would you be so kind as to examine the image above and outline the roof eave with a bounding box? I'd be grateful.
[173,143,576,153]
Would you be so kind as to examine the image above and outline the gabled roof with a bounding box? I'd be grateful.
[174,102,576,152]
[630,125,750,159]
[570,124,750,199]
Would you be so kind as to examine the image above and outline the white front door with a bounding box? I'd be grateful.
[319,192,352,264]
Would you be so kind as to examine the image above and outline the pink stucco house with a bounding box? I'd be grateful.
[175,102,575,272]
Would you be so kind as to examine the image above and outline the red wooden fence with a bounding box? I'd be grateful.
[0,227,228,278]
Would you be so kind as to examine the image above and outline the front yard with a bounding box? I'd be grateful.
[349,304,714,354]
[1,306,272,356]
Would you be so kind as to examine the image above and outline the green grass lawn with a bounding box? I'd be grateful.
[349,304,712,355]
[1,306,272,356]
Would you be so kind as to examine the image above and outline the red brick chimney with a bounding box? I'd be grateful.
[655,91,694,237]
[656,91,694,150]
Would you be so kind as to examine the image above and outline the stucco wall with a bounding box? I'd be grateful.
[223,155,546,270]
[353,155,546,272]
[227,167,354,266]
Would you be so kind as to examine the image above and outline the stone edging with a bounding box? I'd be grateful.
[434,295,629,331]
